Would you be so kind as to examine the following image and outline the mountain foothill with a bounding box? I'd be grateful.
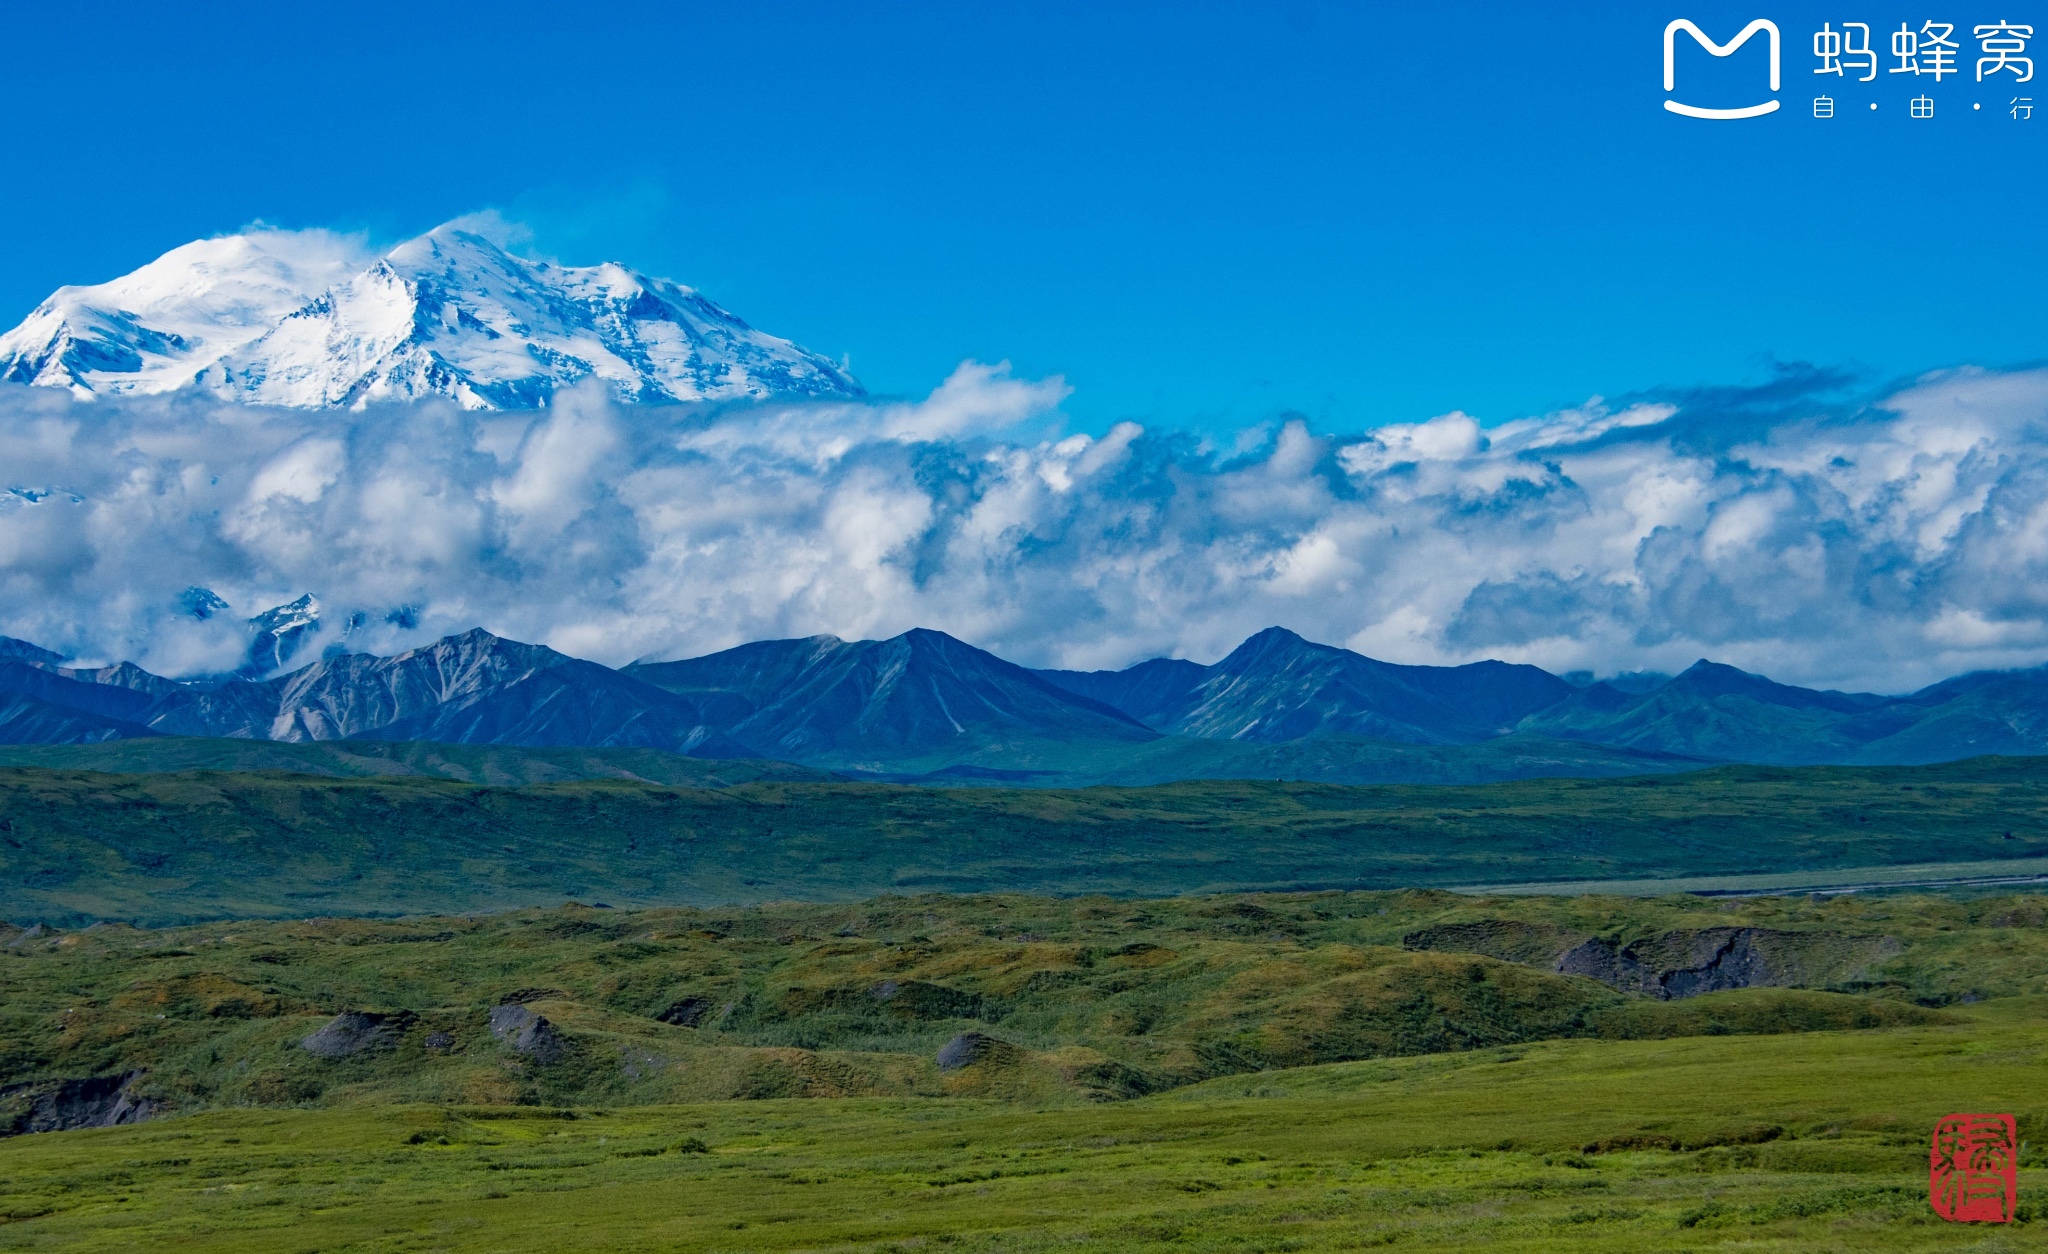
[2,616,2044,786]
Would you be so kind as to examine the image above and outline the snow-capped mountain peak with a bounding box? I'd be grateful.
[0,230,367,399]
[0,223,862,410]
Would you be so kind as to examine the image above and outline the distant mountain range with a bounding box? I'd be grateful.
[1036,628,1573,744]
[1,622,2043,786]
[0,223,862,410]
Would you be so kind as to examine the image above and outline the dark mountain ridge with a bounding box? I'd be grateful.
[0,630,743,757]
[1515,658,2041,766]
[625,628,1156,763]
[3,627,2046,782]
[1037,627,1572,744]
[0,637,65,665]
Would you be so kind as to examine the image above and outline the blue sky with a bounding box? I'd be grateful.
[2,1,2043,435]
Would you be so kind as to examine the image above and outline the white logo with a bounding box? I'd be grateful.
[1665,19,1783,118]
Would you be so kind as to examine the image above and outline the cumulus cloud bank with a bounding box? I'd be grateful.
[1,360,2044,692]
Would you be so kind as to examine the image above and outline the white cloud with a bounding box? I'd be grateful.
[1337,409,1482,475]
[2,364,2047,693]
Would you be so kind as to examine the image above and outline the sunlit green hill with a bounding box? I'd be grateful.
[4,887,2048,1250]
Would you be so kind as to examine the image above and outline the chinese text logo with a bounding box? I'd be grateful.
[1815,20,2032,82]
[1974,21,2035,79]
[1815,21,1880,79]
[1929,1113,2017,1223]
[1665,19,1783,118]
[1892,22,1962,77]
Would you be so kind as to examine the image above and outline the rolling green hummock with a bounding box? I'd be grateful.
[6,800,2048,1247]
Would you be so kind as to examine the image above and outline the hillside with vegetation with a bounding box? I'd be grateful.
[4,887,2048,1248]
[5,887,2039,1119]
[5,756,2047,1249]
[1,756,2044,925]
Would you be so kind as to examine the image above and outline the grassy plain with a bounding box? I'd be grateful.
[3,1013,2047,1252]
[5,787,2048,1249]
[3,756,2047,923]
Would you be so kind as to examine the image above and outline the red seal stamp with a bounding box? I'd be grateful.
[1929,1113,2017,1223]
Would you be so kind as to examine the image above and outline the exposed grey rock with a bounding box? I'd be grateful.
[1405,919,1900,1001]
[423,1031,455,1052]
[301,1011,410,1058]
[935,1031,1014,1071]
[1553,937,1652,991]
[1551,928,1899,1000]
[489,1004,566,1062]
[0,1071,157,1135]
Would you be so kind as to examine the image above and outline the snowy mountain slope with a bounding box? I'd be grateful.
[0,231,366,398]
[0,224,863,410]
[246,594,322,675]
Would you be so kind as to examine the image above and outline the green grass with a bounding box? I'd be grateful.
[3,1015,2045,1251]
[5,758,2048,1250]
[8,888,2048,1248]
[4,756,2048,924]
[3,888,2040,1118]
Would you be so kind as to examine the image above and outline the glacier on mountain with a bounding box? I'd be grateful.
[6,221,2048,693]
[0,224,862,410]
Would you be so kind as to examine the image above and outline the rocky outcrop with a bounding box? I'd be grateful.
[489,1004,566,1062]
[1405,920,1899,1001]
[0,1071,157,1135]
[301,1011,411,1058]
[936,1032,1016,1071]
[1552,928,1898,1000]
